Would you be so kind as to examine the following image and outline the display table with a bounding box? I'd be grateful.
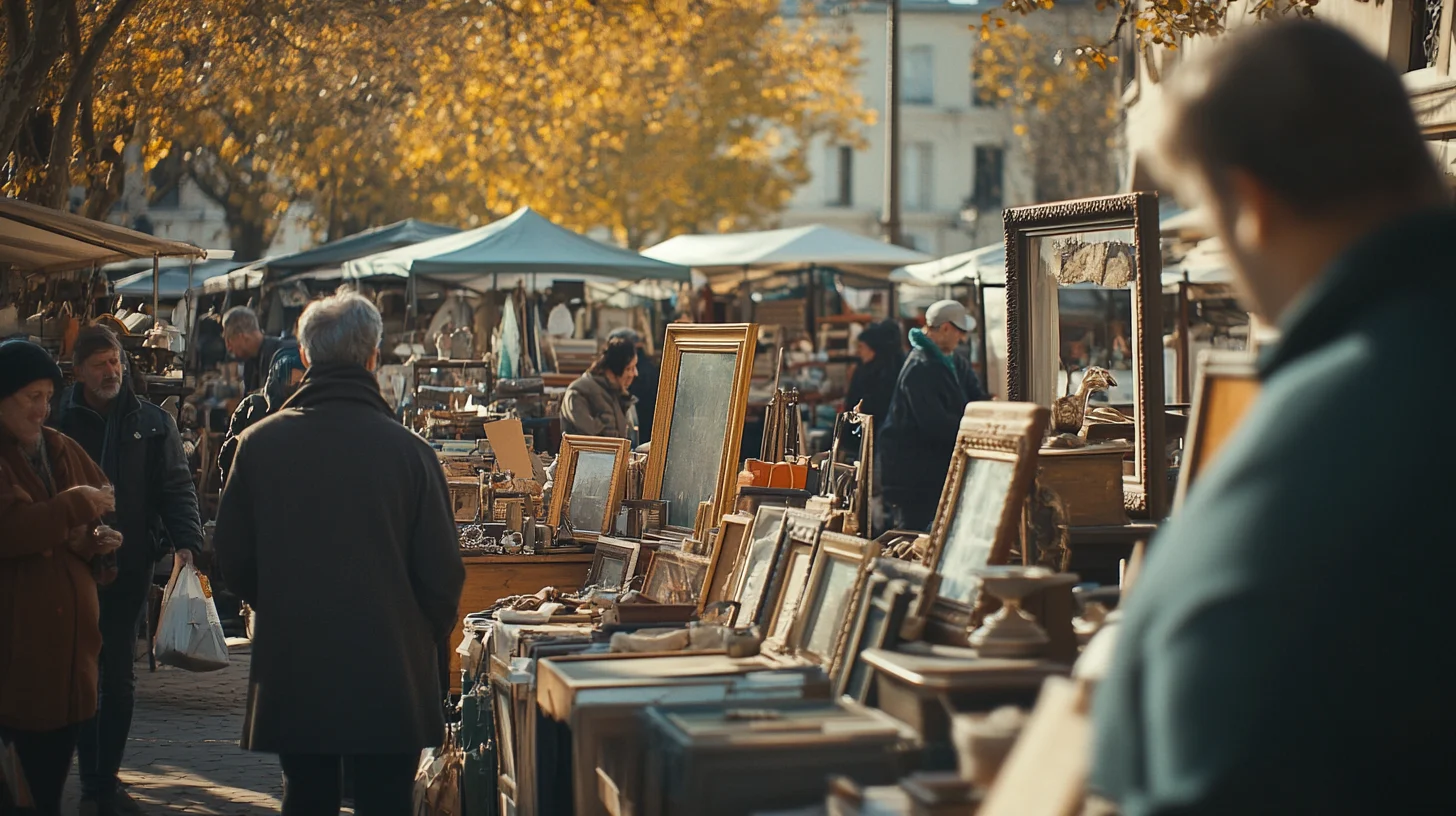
[449,552,594,692]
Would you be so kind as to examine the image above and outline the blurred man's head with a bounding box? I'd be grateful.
[222,306,265,360]
[297,293,383,371]
[924,300,971,355]
[73,326,126,406]
[1147,21,1447,322]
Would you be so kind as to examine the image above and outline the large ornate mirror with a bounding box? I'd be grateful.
[549,435,630,536]
[1005,193,1166,518]
[645,323,757,529]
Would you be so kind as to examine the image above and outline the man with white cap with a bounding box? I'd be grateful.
[879,300,988,531]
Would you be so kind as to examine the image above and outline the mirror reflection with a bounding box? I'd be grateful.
[567,450,617,532]
[937,457,1016,604]
[660,351,736,528]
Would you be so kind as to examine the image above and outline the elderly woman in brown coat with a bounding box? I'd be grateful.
[561,336,640,444]
[0,341,121,815]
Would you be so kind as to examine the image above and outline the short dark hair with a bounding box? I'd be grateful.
[1152,20,1444,217]
[73,325,123,367]
[590,337,637,377]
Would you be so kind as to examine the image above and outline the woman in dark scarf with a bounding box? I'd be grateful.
[844,320,906,431]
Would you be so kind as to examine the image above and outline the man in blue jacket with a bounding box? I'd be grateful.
[1092,21,1456,814]
[880,300,988,531]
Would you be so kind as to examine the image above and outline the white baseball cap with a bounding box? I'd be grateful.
[925,300,973,332]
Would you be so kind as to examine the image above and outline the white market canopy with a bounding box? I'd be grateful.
[1,196,205,273]
[110,258,242,299]
[343,206,690,289]
[641,224,933,281]
[891,243,1005,287]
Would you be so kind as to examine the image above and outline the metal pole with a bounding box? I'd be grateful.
[1177,275,1192,403]
[880,0,903,247]
[151,254,160,321]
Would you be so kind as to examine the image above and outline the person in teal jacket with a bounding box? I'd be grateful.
[1091,21,1456,815]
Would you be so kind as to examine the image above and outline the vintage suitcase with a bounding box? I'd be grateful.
[640,699,922,816]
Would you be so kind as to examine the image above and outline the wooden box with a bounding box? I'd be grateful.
[1036,445,1129,528]
[639,699,921,816]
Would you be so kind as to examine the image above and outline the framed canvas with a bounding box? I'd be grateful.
[549,434,631,536]
[789,532,876,671]
[834,557,934,702]
[644,324,758,530]
[760,509,827,649]
[1173,350,1260,513]
[923,402,1049,642]
[1004,192,1166,519]
[642,548,712,606]
[730,504,790,628]
[449,480,482,523]
[587,537,641,592]
[702,512,754,614]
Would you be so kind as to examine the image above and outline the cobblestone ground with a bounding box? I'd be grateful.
[59,642,303,816]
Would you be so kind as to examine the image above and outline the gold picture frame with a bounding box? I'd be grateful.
[549,434,631,535]
[1173,350,1259,513]
[761,509,827,650]
[641,548,712,606]
[449,479,482,523]
[923,401,1050,643]
[730,504,790,628]
[788,531,876,673]
[587,537,641,592]
[644,323,758,531]
[702,512,754,615]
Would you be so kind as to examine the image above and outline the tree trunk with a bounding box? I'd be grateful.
[0,0,70,175]
[228,217,272,262]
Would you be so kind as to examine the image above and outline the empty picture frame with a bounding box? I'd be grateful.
[923,401,1050,641]
[550,434,631,535]
[449,480,482,523]
[642,548,712,606]
[644,323,758,530]
[731,504,790,628]
[1173,350,1260,514]
[789,532,876,671]
[703,512,754,614]
[587,537,641,592]
[1004,192,1166,518]
[760,509,827,649]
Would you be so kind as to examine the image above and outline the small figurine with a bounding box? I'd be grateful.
[1050,365,1117,438]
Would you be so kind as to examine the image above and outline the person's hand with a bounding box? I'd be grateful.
[174,548,195,570]
[66,484,115,518]
[67,524,122,558]
[94,525,123,555]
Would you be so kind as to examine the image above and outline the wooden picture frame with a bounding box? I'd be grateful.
[587,537,641,592]
[644,323,758,531]
[760,509,827,649]
[703,512,754,614]
[1004,192,1166,519]
[549,434,631,536]
[789,532,876,671]
[730,504,790,628]
[1173,350,1260,514]
[836,576,915,705]
[449,480,482,523]
[923,402,1050,642]
[824,404,876,536]
[642,548,712,606]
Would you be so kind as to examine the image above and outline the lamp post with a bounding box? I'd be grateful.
[881,0,903,248]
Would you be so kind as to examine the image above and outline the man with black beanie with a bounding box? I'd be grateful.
[50,325,202,816]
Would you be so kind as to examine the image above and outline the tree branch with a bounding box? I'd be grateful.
[5,0,29,49]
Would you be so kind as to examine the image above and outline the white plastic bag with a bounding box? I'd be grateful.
[154,563,230,672]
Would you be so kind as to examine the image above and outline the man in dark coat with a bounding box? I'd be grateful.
[222,305,298,394]
[214,293,464,814]
[1091,21,1456,815]
[879,301,988,531]
[51,326,202,816]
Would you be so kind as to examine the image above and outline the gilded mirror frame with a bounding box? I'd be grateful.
[644,323,758,531]
[1004,192,1166,519]
[549,434,631,536]
[922,401,1049,643]
[788,531,876,673]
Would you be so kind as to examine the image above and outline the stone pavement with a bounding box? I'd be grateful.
[58,642,314,816]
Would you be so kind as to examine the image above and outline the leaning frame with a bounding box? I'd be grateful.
[1004,192,1166,519]
[643,323,758,531]
[549,434,631,536]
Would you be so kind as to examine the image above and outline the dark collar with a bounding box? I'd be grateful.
[279,364,393,416]
[1259,208,1456,379]
[62,377,139,420]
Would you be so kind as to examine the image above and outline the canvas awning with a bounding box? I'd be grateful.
[201,264,266,294]
[263,218,461,278]
[1163,236,1234,287]
[642,224,932,281]
[0,197,205,273]
[110,259,243,299]
[343,207,689,289]
[890,243,1005,287]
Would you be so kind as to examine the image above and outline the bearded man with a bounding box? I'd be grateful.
[51,325,202,816]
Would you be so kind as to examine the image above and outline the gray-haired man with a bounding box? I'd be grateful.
[214,293,464,814]
[221,306,297,394]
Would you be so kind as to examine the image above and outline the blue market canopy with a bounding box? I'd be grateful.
[110,258,242,299]
[265,218,461,278]
[343,207,689,288]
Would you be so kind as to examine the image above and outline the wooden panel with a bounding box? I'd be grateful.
[450,553,593,692]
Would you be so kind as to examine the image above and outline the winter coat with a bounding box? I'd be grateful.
[242,335,299,395]
[561,372,637,442]
[1091,209,1456,814]
[879,329,988,499]
[0,425,109,732]
[845,321,906,432]
[213,364,465,754]
[52,374,202,578]
[629,351,660,444]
